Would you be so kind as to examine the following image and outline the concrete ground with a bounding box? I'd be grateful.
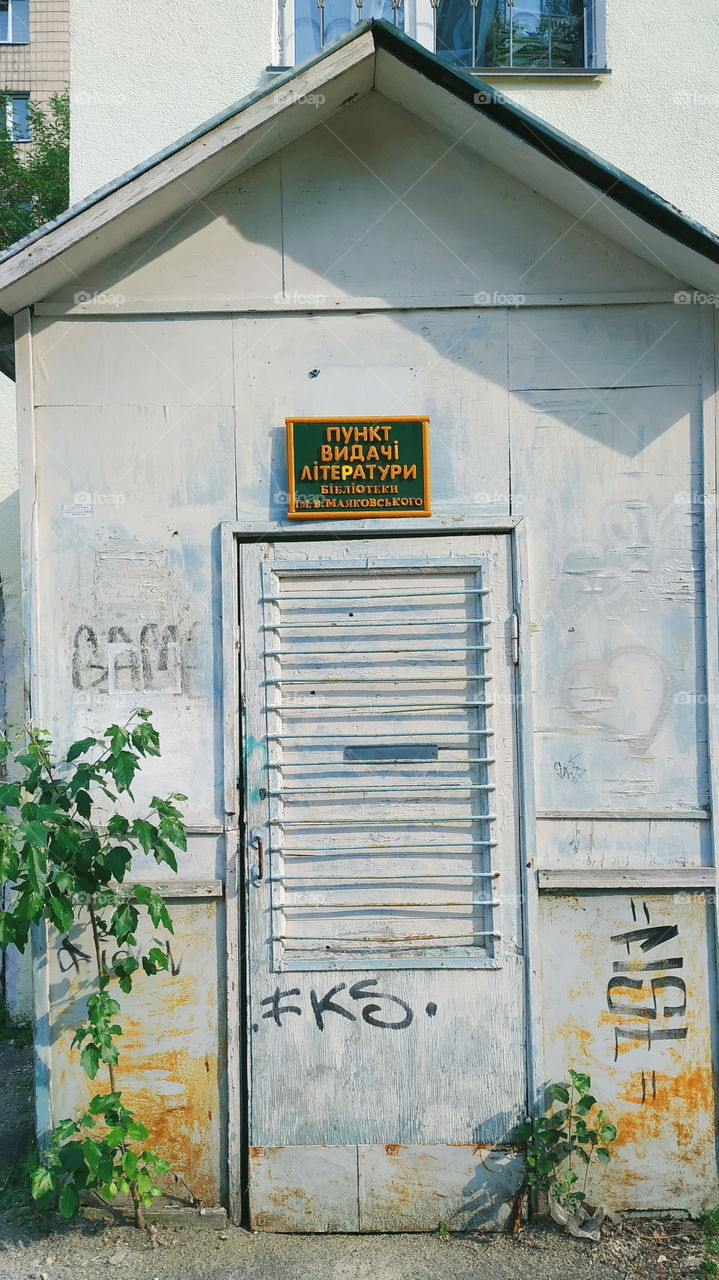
[0,1218,631,1280]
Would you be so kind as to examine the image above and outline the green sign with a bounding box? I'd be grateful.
[285,417,431,520]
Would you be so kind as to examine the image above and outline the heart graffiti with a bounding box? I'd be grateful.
[560,646,674,755]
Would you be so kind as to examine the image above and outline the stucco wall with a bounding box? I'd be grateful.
[69,0,719,234]
[69,0,274,201]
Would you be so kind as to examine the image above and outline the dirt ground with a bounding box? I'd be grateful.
[0,1033,709,1280]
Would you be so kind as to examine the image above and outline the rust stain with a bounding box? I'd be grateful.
[615,1064,715,1151]
[48,908,221,1206]
[559,1015,596,1062]
[385,1144,401,1156]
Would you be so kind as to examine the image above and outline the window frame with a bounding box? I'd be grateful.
[0,0,30,46]
[275,0,607,74]
[6,92,30,142]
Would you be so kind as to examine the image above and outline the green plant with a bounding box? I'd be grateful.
[0,710,188,1226]
[513,1069,617,1214]
[0,89,69,251]
[700,1207,719,1276]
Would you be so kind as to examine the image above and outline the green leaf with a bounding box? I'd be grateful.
[105,724,128,756]
[126,1120,149,1142]
[74,789,92,818]
[596,1147,611,1164]
[0,781,22,808]
[122,1150,138,1177]
[159,814,187,852]
[31,1166,56,1199]
[131,819,155,854]
[111,902,139,944]
[25,843,48,894]
[59,1141,85,1172]
[549,1084,569,1103]
[88,1091,122,1115]
[58,1183,81,1219]
[104,846,132,882]
[574,1095,597,1116]
[136,1168,154,1194]
[0,911,16,949]
[600,1122,617,1143]
[108,751,138,791]
[81,1137,104,1174]
[47,894,74,933]
[80,1044,101,1079]
[153,840,178,874]
[66,737,97,762]
[107,815,130,838]
[112,954,139,993]
[568,1070,591,1092]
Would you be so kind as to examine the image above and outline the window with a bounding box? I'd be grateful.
[0,0,30,44]
[436,0,590,70]
[278,0,603,71]
[6,93,30,141]
[279,0,403,67]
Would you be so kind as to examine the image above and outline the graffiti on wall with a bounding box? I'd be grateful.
[71,622,197,694]
[607,901,687,1099]
[71,549,200,696]
[57,933,186,978]
[256,979,437,1032]
[561,498,700,621]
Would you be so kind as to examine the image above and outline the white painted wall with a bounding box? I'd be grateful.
[0,372,32,1025]
[69,0,719,234]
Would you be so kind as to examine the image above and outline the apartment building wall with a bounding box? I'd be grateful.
[67,0,719,235]
[0,0,69,113]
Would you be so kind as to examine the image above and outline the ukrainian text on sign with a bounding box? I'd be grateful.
[285,416,431,519]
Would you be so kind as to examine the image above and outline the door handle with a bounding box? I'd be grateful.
[251,830,264,884]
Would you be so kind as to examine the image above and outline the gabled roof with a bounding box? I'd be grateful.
[0,17,718,324]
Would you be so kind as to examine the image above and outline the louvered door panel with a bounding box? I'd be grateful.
[259,559,501,970]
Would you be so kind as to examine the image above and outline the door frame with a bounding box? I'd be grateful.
[219,516,541,1225]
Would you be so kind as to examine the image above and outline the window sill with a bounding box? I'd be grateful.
[266,63,611,78]
[471,66,611,77]
[0,40,30,46]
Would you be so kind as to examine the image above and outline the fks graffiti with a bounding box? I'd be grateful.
[257,979,438,1031]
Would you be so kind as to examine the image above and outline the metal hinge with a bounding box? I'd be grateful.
[511,613,520,665]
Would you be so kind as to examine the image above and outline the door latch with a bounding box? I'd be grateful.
[250,827,264,884]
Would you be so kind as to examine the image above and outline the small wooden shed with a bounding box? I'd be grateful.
[1,19,719,1230]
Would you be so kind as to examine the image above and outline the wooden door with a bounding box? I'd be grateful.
[239,533,526,1231]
